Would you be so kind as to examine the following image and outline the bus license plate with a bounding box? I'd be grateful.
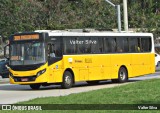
[21,78,28,82]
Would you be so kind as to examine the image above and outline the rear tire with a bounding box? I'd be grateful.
[61,71,73,89]
[118,67,128,83]
[30,84,41,90]
[112,67,128,83]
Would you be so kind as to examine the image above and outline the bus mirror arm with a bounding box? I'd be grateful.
[5,64,10,69]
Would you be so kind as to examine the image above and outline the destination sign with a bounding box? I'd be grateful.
[14,34,39,41]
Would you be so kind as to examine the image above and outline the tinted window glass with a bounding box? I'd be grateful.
[123,38,129,52]
[104,38,109,53]
[129,38,138,52]
[78,37,91,54]
[137,38,142,52]
[116,38,123,52]
[116,37,129,53]
[141,37,151,52]
[91,37,103,53]
[10,42,45,65]
[49,37,62,57]
[108,38,116,52]
[63,37,77,54]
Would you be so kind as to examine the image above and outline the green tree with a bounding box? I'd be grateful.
[0,0,159,40]
[0,0,46,39]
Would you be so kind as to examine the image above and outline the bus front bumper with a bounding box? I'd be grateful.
[9,72,48,85]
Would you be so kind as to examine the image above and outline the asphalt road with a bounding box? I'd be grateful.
[0,71,160,104]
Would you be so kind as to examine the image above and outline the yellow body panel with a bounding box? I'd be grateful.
[10,53,155,85]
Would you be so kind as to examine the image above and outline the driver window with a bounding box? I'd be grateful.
[48,37,63,58]
[48,43,55,57]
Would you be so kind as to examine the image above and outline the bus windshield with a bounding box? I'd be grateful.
[10,42,45,65]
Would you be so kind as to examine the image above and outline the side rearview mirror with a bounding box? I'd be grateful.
[4,44,9,59]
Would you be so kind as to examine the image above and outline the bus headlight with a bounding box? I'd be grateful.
[37,69,46,77]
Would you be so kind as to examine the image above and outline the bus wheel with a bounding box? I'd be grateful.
[61,71,73,89]
[87,81,99,85]
[30,84,41,90]
[118,67,128,83]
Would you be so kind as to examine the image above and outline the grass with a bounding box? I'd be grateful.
[2,78,160,113]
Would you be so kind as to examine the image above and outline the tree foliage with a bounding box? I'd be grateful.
[127,0,160,38]
[0,0,159,40]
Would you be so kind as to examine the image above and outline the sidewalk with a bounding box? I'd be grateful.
[0,76,9,84]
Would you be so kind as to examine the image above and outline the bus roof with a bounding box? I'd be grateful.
[34,29,153,37]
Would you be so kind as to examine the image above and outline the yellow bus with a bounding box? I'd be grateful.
[4,30,155,89]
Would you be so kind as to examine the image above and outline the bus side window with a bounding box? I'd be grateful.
[104,38,109,53]
[90,37,103,54]
[129,38,138,53]
[48,43,55,57]
[137,38,143,52]
[63,37,76,54]
[141,37,151,52]
[117,46,123,52]
[108,38,116,52]
[49,36,63,57]
[116,37,124,53]
[123,37,129,52]
[51,44,56,57]
[84,47,91,53]
[135,45,141,52]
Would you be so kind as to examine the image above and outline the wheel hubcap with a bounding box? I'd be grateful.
[120,71,126,80]
[65,76,71,86]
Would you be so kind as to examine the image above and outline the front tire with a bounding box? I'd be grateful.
[61,71,73,89]
[30,84,41,90]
